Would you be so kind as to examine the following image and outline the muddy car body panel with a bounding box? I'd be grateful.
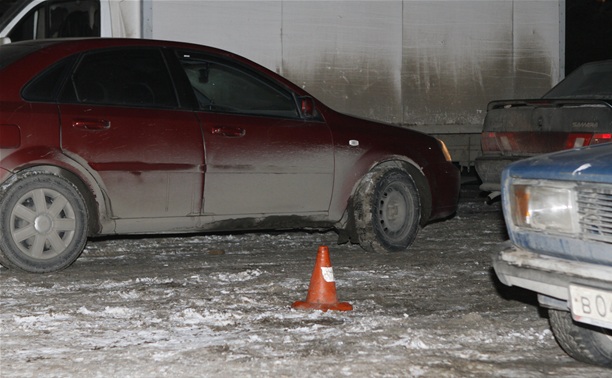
[476,60,612,194]
[0,38,459,272]
[493,143,612,367]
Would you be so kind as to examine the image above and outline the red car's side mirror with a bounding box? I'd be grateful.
[300,97,316,119]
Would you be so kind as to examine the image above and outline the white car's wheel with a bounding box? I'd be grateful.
[548,309,612,367]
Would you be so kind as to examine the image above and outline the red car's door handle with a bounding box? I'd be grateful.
[72,119,111,130]
[211,126,245,137]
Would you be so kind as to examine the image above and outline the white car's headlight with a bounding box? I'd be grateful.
[509,181,579,234]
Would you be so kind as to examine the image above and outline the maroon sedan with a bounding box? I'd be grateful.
[0,38,459,273]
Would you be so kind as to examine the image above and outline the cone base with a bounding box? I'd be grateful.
[292,300,353,312]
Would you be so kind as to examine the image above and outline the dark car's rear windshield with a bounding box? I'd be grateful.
[0,42,49,69]
[544,60,612,99]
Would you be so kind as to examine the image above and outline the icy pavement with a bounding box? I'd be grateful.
[0,182,609,377]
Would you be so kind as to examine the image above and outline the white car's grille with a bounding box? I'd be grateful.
[578,185,612,244]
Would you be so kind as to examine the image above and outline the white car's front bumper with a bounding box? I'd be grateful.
[493,240,612,308]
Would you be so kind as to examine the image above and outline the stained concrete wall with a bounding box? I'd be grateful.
[149,0,562,163]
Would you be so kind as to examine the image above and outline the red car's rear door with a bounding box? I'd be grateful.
[60,105,203,219]
[59,48,204,219]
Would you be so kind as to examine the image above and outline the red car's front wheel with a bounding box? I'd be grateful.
[352,167,421,253]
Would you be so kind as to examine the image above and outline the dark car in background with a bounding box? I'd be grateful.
[476,60,612,199]
[493,144,612,367]
[0,38,460,273]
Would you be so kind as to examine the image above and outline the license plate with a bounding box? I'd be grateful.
[569,284,612,330]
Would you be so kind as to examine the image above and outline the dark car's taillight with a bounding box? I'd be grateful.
[483,131,612,155]
[565,133,612,149]
[481,132,520,153]
[590,133,612,145]
[0,124,21,148]
[481,132,501,152]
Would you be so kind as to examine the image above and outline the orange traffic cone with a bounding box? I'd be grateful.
[292,245,353,312]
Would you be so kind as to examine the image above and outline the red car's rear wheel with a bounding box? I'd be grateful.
[0,173,88,273]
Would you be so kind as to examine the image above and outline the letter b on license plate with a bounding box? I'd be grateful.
[569,284,612,330]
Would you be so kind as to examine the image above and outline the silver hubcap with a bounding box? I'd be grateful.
[10,188,77,259]
[379,186,409,234]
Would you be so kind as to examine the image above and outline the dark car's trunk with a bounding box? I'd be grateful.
[476,99,612,194]
[482,99,612,156]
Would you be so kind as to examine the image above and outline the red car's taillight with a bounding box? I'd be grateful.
[0,124,21,148]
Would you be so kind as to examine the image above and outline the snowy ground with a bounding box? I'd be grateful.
[1,179,610,377]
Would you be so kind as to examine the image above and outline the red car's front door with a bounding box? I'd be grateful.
[177,53,334,216]
[198,112,334,215]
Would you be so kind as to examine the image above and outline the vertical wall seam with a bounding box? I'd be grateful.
[559,0,566,81]
[401,0,405,126]
[280,0,284,76]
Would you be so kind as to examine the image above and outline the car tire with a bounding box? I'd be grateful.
[352,167,421,253]
[0,173,88,273]
[548,309,612,367]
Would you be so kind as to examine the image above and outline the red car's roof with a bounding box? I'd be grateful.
[9,37,237,56]
[0,37,307,100]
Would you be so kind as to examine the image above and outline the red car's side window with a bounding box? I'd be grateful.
[179,55,298,119]
[22,56,75,102]
[65,48,178,108]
